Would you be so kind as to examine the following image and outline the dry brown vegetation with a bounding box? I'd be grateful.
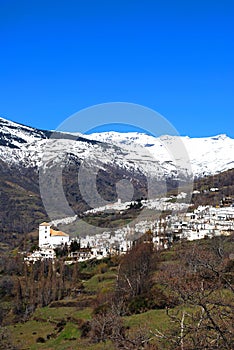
[0,233,233,349]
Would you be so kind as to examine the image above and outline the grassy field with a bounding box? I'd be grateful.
[6,265,118,349]
[83,271,116,294]
[4,235,233,349]
[8,305,171,350]
[7,265,171,349]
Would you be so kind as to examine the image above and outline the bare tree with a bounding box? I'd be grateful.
[116,242,155,298]
[88,304,156,349]
[155,237,234,349]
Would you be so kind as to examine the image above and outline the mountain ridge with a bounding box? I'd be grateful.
[0,116,233,236]
[1,116,234,177]
[87,130,234,177]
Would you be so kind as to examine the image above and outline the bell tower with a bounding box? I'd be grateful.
[39,222,51,247]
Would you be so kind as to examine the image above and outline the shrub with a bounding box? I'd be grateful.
[0,276,14,297]
[36,337,45,343]
[79,321,91,338]
[127,295,153,314]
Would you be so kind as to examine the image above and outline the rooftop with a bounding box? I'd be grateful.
[39,222,50,227]
[50,228,69,237]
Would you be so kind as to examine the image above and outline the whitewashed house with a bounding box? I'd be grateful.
[39,222,69,248]
[24,247,56,263]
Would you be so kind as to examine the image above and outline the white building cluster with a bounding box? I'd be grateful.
[78,231,133,258]
[150,205,234,247]
[25,222,133,263]
[170,205,234,241]
[25,205,234,263]
[82,205,234,252]
[24,222,69,263]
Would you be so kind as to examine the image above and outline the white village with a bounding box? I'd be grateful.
[24,195,234,264]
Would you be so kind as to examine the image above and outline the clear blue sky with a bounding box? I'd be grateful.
[0,0,233,137]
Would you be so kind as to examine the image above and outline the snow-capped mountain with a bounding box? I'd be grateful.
[0,116,234,178]
[0,117,186,181]
[0,116,49,148]
[0,116,233,235]
[87,131,234,177]
[1,116,234,179]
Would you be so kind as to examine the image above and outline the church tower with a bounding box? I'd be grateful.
[39,222,51,247]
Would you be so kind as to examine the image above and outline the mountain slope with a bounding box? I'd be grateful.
[1,117,233,178]
[0,117,233,236]
[191,167,234,207]
[87,131,234,177]
[0,118,157,235]
[0,116,50,148]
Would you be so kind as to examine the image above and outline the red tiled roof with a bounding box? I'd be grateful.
[50,228,69,237]
[39,222,51,226]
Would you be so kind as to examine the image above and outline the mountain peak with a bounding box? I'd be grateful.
[210,134,228,141]
[0,116,233,178]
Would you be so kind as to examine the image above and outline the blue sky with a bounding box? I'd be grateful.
[0,0,233,137]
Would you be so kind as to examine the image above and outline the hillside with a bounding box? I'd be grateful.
[0,116,234,239]
[88,131,234,176]
[192,168,234,207]
[0,234,233,349]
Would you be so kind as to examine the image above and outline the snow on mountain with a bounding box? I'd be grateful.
[0,116,48,148]
[0,116,233,232]
[87,131,234,177]
[0,117,173,183]
[0,117,233,178]
[0,117,104,168]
